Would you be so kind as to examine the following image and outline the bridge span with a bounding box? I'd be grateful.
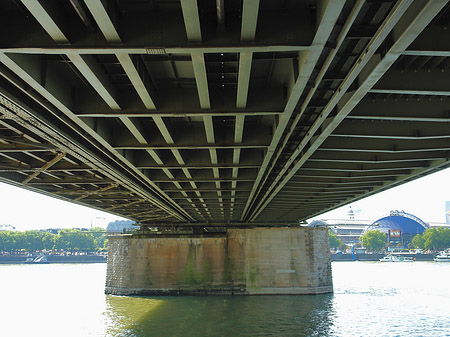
[1,0,450,294]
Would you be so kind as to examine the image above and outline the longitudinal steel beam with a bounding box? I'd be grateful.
[371,69,450,95]
[1,7,192,222]
[308,156,443,164]
[249,0,450,221]
[22,2,120,109]
[192,52,218,218]
[241,0,260,42]
[370,89,450,96]
[236,52,253,109]
[83,0,120,42]
[82,0,197,220]
[251,0,366,206]
[181,0,221,219]
[1,0,449,226]
[403,50,450,57]
[229,0,261,219]
[80,0,157,155]
[20,0,69,44]
[83,0,156,110]
[242,0,346,221]
[347,116,450,123]
[180,0,202,43]
[68,54,121,109]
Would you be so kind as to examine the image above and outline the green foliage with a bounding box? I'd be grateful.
[89,227,108,250]
[328,230,341,249]
[0,231,55,252]
[0,229,107,252]
[412,228,450,251]
[412,234,425,249]
[56,231,96,252]
[360,230,386,252]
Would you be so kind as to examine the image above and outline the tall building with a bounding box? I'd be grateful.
[446,201,450,225]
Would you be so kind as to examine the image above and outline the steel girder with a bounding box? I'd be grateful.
[0,0,449,226]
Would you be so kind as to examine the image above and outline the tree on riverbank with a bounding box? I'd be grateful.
[412,228,450,251]
[0,229,107,253]
[328,230,341,250]
[360,230,386,252]
[90,227,108,249]
[54,230,97,252]
[0,230,55,252]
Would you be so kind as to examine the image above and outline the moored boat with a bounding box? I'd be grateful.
[25,254,49,264]
[434,250,450,262]
[379,254,414,262]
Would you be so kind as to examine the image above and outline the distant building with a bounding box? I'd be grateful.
[308,218,372,243]
[308,208,433,247]
[446,201,450,225]
[365,210,429,246]
[41,228,60,235]
[427,222,450,229]
[347,206,355,220]
[107,220,139,233]
[308,207,372,244]
[0,224,16,231]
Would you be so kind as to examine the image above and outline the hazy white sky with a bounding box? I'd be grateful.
[0,183,127,230]
[0,167,449,230]
[309,166,450,224]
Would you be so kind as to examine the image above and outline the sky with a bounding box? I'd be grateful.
[0,166,449,231]
[0,183,127,230]
[308,166,450,224]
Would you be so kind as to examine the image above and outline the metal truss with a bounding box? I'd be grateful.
[0,0,449,226]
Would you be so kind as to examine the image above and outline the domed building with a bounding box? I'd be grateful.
[365,210,429,246]
[307,207,372,244]
[106,220,139,233]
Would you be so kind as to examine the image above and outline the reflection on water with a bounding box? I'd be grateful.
[1,262,450,336]
[104,296,164,336]
[106,295,334,337]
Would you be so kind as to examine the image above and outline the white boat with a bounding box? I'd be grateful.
[379,254,414,262]
[25,254,49,264]
[434,250,450,262]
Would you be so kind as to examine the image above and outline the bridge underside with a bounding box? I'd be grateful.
[0,0,450,227]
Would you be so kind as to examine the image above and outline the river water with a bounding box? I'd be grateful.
[1,261,449,337]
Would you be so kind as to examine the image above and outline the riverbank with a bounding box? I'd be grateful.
[0,254,106,264]
[0,254,436,264]
[1,253,436,264]
[331,253,436,261]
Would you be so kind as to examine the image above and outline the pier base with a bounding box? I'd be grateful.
[105,227,332,295]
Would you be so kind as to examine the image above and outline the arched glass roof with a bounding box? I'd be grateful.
[366,211,429,235]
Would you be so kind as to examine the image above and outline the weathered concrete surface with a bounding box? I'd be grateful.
[105,227,332,295]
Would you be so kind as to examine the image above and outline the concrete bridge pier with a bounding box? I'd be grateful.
[105,227,332,296]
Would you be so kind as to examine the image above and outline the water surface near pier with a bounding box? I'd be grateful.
[1,261,449,336]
